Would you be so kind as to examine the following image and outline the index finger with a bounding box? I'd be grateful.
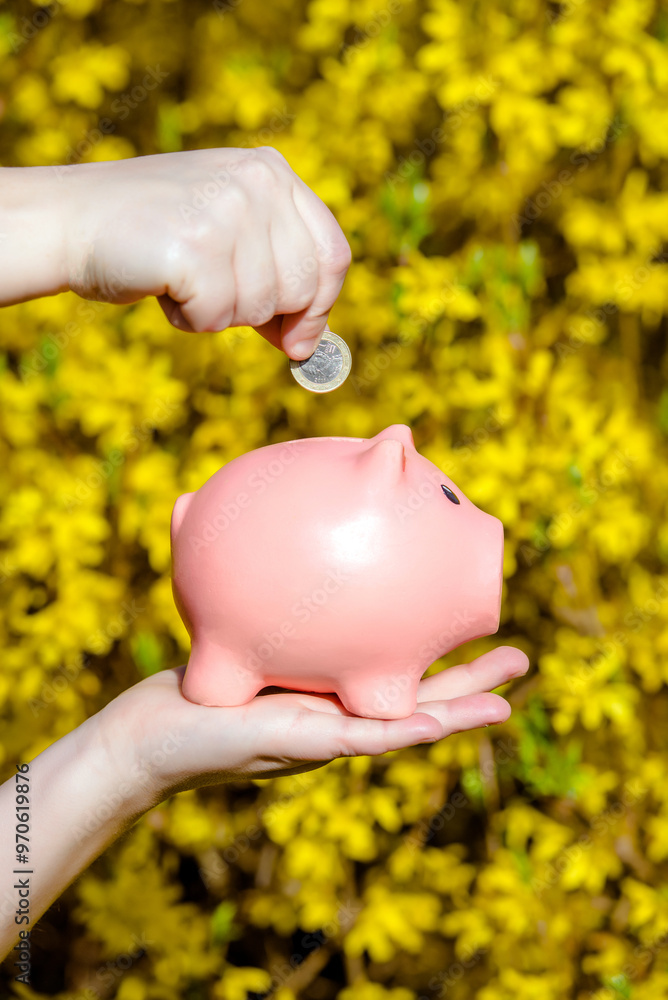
[279,177,352,359]
[416,647,530,703]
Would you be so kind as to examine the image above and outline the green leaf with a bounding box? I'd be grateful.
[511,696,587,799]
[511,848,533,885]
[657,389,668,435]
[378,163,433,256]
[601,973,632,998]
[517,240,543,296]
[461,766,485,810]
[211,900,240,946]
[157,102,183,154]
[130,631,164,677]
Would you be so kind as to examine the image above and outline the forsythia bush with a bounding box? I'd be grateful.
[2,0,668,997]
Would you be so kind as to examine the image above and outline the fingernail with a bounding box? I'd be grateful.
[287,339,316,360]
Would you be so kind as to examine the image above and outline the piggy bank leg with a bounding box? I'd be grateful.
[338,672,420,720]
[181,642,261,707]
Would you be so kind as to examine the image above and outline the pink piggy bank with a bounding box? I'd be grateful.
[171,424,503,720]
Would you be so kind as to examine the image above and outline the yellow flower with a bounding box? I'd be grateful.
[214,966,272,1000]
[50,44,131,108]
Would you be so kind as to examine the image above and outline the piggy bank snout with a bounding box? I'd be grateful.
[468,512,504,634]
[444,507,503,645]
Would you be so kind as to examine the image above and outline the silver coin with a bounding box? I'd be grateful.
[289,331,352,393]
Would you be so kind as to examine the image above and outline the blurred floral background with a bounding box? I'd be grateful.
[2,0,668,996]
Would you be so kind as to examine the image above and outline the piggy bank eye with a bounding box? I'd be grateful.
[441,484,460,505]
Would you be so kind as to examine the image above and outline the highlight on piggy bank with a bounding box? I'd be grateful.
[170,424,504,720]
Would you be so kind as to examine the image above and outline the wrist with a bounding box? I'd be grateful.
[75,698,165,821]
[0,165,71,306]
[0,693,160,945]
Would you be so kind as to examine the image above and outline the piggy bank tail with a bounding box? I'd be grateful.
[181,640,261,707]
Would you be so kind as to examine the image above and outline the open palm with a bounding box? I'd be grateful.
[104,646,529,802]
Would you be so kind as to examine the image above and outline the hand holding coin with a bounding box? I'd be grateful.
[289,330,352,393]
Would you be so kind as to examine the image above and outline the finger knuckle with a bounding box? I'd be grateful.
[321,234,352,274]
[282,276,316,313]
[257,145,289,169]
[224,180,253,218]
[247,288,278,325]
[176,216,217,258]
[208,308,235,332]
[291,290,315,314]
[464,659,476,680]
[156,236,199,301]
[239,152,282,190]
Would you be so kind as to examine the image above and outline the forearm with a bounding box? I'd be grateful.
[0,706,157,961]
[0,165,71,306]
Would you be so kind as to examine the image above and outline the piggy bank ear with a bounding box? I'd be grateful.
[356,439,405,491]
[171,492,195,546]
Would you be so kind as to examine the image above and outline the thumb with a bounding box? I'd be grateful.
[255,317,331,360]
[278,710,443,761]
[279,309,328,360]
